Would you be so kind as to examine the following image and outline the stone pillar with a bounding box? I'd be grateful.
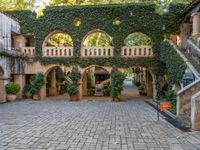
[179,23,190,48]
[173,82,181,94]
[143,68,146,82]
[91,67,95,87]
[192,12,200,37]
[14,74,25,99]
[40,85,46,99]
[191,91,200,130]
[82,72,88,96]
[13,35,25,48]
[152,81,156,100]
[78,81,82,100]
[0,77,7,103]
[146,71,153,98]
[49,69,57,96]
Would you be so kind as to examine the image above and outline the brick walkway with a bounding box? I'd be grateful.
[0,99,200,150]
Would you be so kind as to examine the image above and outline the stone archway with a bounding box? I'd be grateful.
[81,65,111,97]
[119,66,155,100]
[45,66,65,97]
[0,66,6,103]
[39,65,72,99]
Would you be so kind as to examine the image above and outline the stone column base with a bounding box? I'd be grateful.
[49,87,58,96]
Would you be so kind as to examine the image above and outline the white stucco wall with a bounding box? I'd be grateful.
[0,12,20,51]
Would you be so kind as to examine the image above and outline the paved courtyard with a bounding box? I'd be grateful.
[0,99,200,150]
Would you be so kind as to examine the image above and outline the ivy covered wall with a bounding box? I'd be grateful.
[7,3,187,84]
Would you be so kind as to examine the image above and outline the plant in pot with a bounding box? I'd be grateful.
[5,82,21,102]
[138,84,146,96]
[67,66,81,101]
[30,72,45,100]
[111,67,126,102]
[23,84,32,98]
[67,83,79,101]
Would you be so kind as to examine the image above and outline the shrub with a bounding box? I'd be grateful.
[67,83,78,96]
[138,84,145,91]
[5,82,20,94]
[162,89,176,115]
[30,72,45,95]
[69,66,81,83]
[88,88,95,96]
[23,84,32,96]
[103,86,111,96]
[111,67,126,100]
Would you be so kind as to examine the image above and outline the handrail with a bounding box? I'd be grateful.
[168,40,200,79]
[177,79,200,95]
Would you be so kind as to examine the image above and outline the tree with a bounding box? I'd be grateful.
[47,33,73,47]
[0,0,36,10]
[124,32,151,46]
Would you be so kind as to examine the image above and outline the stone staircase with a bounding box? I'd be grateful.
[169,40,200,130]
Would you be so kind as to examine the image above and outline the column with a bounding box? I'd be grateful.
[49,69,58,96]
[14,74,26,99]
[179,23,190,48]
[82,73,88,96]
[0,77,7,103]
[78,80,82,100]
[191,91,200,130]
[143,68,146,82]
[40,85,46,99]
[146,71,153,98]
[192,12,200,37]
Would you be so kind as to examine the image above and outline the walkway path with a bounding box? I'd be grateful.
[0,100,200,150]
[122,79,148,100]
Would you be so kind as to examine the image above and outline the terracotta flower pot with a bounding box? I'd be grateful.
[70,95,79,101]
[33,94,40,100]
[25,92,32,99]
[112,98,121,102]
[139,90,145,96]
[7,94,17,102]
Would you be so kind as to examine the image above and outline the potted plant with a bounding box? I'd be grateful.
[138,84,146,96]
[5,82,21,102]
[30,72,45,100]
[67,66,81,101]
[67,83,79,101]
[23,84,32,98]
[111,67,126,102]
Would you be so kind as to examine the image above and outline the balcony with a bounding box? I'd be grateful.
[43,47,73,57]
[20,46,153,58]
[81,46,114,57]
[121,46,153,57]
[21,47,35,57]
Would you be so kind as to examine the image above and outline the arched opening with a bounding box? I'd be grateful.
[81,30,113,57]
[122,32,153,57]
[43,31,73,57]
[0,66,6,102]
[121,66,154,100]
[82,65,111,98]
[45,66,67,98]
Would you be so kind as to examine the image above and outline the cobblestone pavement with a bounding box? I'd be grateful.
[0,99,200,150]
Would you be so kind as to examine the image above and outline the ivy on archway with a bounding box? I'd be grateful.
[7,3,187,86]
